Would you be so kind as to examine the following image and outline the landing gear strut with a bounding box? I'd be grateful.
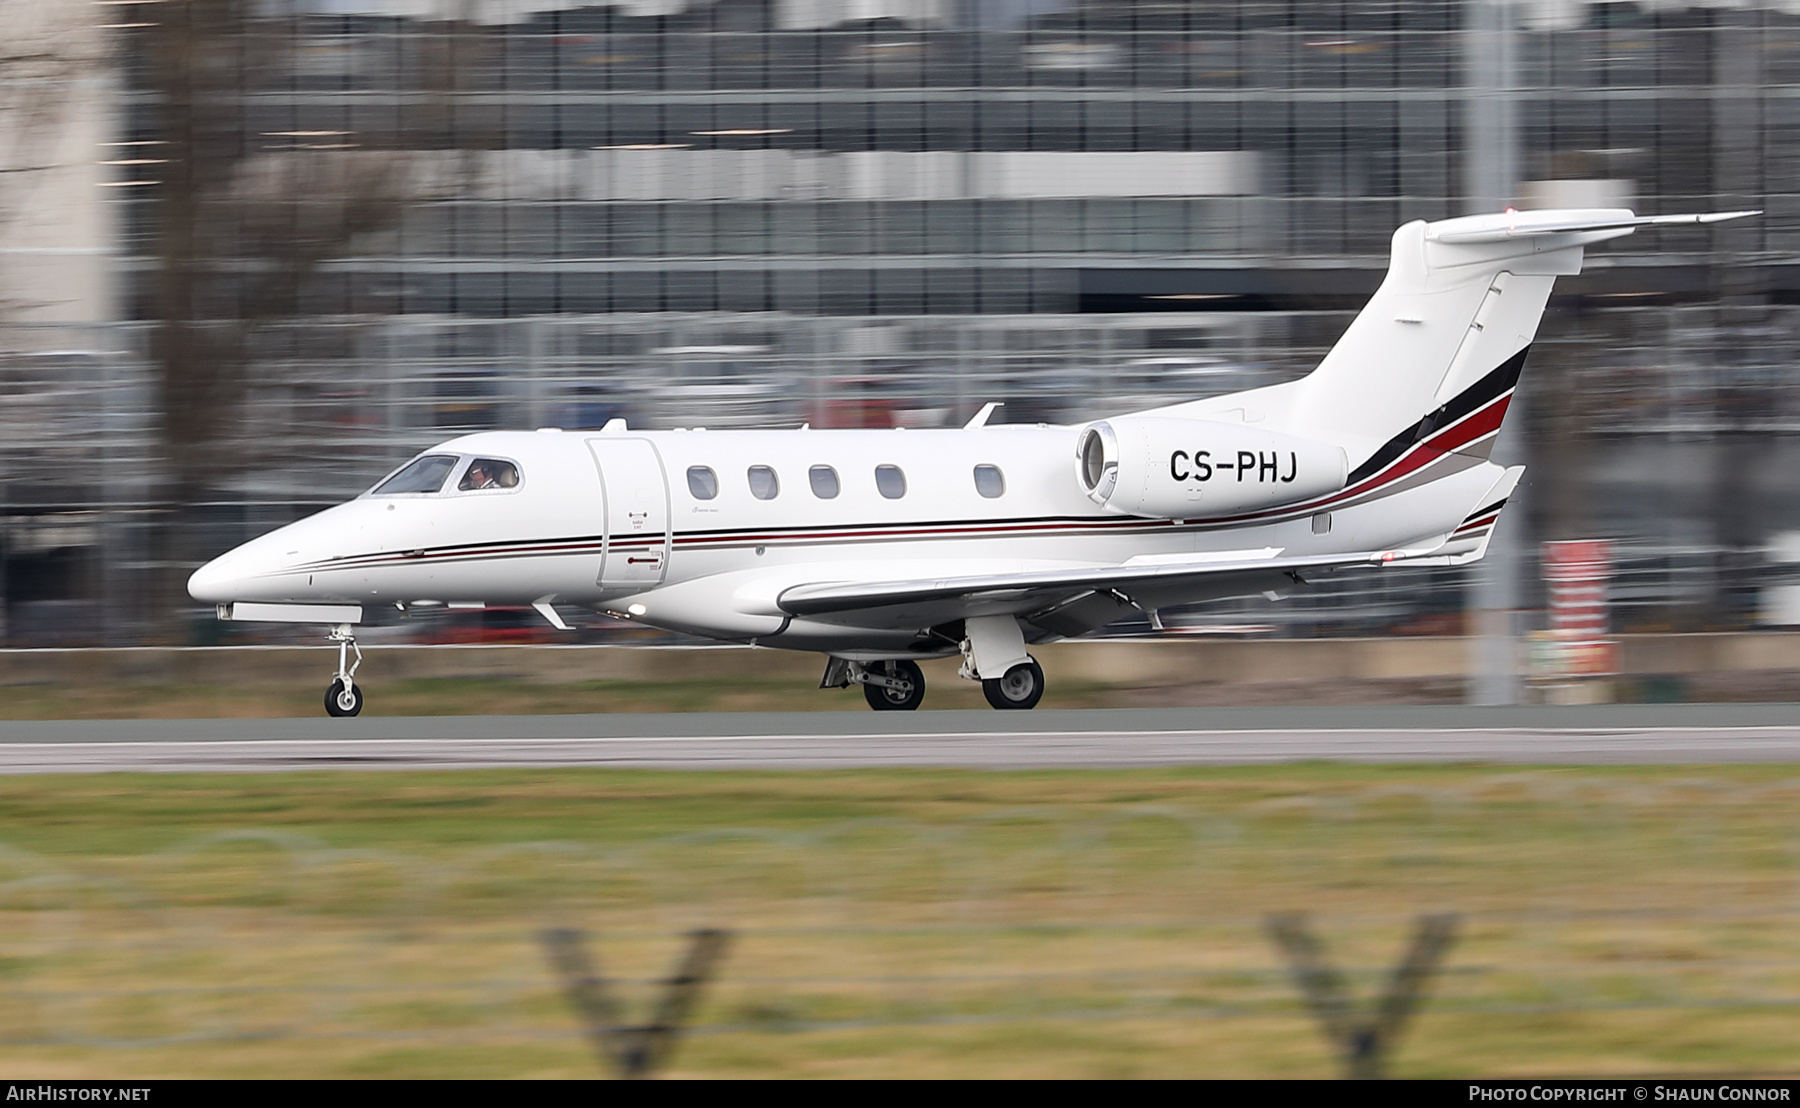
[324,623,364,717]
[957,615,1046,710]
[821,657,926,711]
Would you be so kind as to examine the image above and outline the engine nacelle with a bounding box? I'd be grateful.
[1075,416,1347,519]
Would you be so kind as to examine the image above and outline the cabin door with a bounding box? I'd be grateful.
[585,438,671,589]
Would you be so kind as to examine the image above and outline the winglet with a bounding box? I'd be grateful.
[964,402,1002,429]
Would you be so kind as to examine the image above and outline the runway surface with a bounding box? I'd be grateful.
[2,704,1800,772]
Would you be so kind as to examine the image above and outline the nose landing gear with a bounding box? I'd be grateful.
[324,623,364,717]
[861,659,925,711]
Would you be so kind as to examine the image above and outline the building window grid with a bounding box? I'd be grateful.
[123,19,1800,298]
[178,23,1800,97]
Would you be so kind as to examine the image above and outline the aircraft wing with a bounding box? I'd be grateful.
[775,547,1392,636]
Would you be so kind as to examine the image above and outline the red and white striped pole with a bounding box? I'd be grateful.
[1542,539,1612,638]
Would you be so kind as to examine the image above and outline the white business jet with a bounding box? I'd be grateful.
[190,207,1753,716]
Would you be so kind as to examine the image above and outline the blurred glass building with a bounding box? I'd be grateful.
[3,0,1799,644]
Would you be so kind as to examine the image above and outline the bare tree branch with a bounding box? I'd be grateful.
[134,1,416,636]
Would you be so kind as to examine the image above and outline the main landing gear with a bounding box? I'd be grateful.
[981,658,1045,711]
[821,657,926,711]
[960,614,1045,711]
[823,616,1050,712]
[323,623,364,717]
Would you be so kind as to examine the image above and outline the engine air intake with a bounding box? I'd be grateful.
[1076,423,1118,501]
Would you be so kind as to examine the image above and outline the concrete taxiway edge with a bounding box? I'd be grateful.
[0,705,1797,772]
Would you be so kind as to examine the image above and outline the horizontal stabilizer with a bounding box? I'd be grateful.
[1429,208,1759,245]
[1388,465,1525,568]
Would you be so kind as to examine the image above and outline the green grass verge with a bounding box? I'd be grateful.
[3,765,1800,1077]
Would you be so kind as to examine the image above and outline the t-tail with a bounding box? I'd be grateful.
[1286,207,1756,479]
[1310,208,1756,561]
[1135,207,1754,564]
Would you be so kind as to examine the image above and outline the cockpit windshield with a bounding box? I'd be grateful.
[372,454,458,495]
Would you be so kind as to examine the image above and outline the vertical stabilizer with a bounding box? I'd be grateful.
[1284,208,1753,480]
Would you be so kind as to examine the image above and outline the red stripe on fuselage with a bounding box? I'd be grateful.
[1168,390,1514,528]
[293,395,1516,575]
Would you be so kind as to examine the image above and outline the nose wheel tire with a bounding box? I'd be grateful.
[982,658,1044,710]
[324,678,364,718]
[863,659,925,711]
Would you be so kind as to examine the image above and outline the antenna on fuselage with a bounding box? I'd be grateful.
[964,402,1003,429]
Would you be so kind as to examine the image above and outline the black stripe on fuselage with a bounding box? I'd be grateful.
[675,513,1133,540]
[298,514,1160,572]
[303,407,1516,576]
[311,513,1148,566]
[300,461,1468,575]
[1344,346,1531,486]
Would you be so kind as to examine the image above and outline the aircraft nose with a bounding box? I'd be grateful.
[189,534,293,603]
[185,505,358,604]
[187,551,244,604]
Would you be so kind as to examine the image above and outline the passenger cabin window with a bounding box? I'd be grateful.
[687,466,719,500]
[875,465,907,499]
[973,464,1005,498]
[459,458,520,491]
[809,465,839,499]
[373,454,457,495]
[747,465,780,500]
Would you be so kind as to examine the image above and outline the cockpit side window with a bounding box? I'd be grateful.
[458,457,521,491]
[372,454,458,495]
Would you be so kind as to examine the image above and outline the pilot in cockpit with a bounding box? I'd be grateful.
[458,458,519,492]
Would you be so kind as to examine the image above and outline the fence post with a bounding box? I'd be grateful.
[541,926,732,1079]
[1265,912,1459,1079]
